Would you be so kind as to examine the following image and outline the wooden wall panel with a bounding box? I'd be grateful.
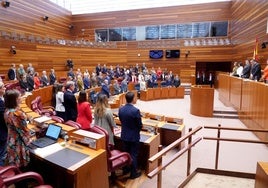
[0,0,72,39]
[230,0,268,67]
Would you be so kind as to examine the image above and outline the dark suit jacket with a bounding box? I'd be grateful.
[49,73,56,85]
[7,69,16,80]
[119,103,142,142]
[251,63,262,81]
[63,90,77,121]
[40,76,49,86]
[241,64,251,78]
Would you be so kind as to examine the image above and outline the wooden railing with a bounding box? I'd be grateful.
[147,126,203,188]
[147,125,268,188]
[204,124,268,170]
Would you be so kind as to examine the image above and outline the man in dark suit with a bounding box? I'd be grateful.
[241,59,251,78]
[63,81,77,121]
[250,59,262,81]
[7,64,16,80]
[40,70,49,87]
[119,91,142,179]
[100,79,110,98]
[49,69,57,85]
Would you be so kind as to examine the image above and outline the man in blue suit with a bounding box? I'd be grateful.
[119,91,142,179]
[63,81,77,121]
[100,79,110,98]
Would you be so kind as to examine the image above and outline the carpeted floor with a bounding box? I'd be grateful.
[133,90,268,188]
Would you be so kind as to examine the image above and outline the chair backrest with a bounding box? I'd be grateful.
[51,115,64,123]
[89,125,132,172]
[31,98,42,114]
[36,96,43,110]
[65,120,81,129]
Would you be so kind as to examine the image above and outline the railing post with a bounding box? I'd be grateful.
[157,145,163,188]
[215,124,221,169]
[187,128,192,176]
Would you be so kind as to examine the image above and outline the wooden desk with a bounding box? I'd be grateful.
[176,87,185,98]
[158,122,185,149]
[55,123,78,134]
[154,87,161,99]
[142,118,161,131]
[161,87,169,99]
[168,87,177,98]
[29,143,109,188]
[114,128,160,173]
[190,85,214,117]
[140,87,185,101]
[25,111,41,118]
[255,162,268,188]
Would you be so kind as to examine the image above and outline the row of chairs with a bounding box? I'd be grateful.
[30,96,82,129]
[30,96,132,182]
[0,165,52,188]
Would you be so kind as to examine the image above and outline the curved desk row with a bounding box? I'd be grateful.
[140,87,185,101]
[21,91,109,188]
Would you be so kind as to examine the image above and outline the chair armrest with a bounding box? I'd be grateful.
[0,165,21,178]
[3,172,45,187]
[40,109,55,116]
[42,106,55,111]
[109,151,132,164]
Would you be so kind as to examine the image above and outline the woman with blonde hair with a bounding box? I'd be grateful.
[94,94,116,145]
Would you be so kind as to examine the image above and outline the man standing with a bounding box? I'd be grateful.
[63,81,77,121]
[119,91,142,179]
[7,64,16,80]
[250,59,262,81]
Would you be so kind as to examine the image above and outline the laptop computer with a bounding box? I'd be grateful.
[31,124,62,148]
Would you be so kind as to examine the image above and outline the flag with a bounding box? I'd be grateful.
[253,38,258,60]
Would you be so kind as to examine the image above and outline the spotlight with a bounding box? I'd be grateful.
[43,16,49,21]
[10,45,16,54]
[69,25,74,29]
[2,1,10,8]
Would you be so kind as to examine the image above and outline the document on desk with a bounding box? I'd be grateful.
[33,143,90,170]
[140,134,151,143]
[161,123,179,130]
[32,143,64,158]
[44,148,89,170]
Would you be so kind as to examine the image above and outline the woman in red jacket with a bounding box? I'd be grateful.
[77,90,93,130]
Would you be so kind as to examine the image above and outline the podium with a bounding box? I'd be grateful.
[190,85,214,117]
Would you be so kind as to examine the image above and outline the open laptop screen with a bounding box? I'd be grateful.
[46,124,62,140]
